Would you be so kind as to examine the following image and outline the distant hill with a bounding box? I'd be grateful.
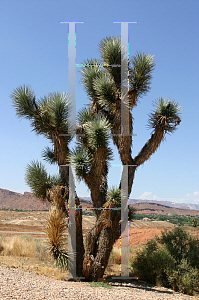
[0,188,91,211]
[81,196,199,211]
[0,188,198,216]
[128,199,199,211]
[130,202,199,217]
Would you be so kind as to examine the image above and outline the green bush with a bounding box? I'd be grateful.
[132,239,174,286]
[159,227,199,268]
[167,259,199,295]
[131,227,199,295]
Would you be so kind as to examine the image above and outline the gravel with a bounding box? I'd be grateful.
[0,263,198,299]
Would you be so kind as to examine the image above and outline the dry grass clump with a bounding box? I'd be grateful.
[0,234,69,280]
[0,234,51,261]
[105,245,144,276]
[109,247,121,265]
[0,234,5,253]
[105,247,121,276]
[107,245,143,267]
[1,235,35,257]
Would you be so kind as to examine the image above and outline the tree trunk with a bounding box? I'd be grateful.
[83,165,137,281]
[88,210,121,281]
[75,196,85,277]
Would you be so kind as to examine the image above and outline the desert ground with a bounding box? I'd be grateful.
[1,209,198,244]
[1,209,199,299]
[0,210,179,273]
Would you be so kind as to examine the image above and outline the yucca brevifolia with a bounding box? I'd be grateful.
[11,36,182,281]
[11,88,84,276]
[78,36,182,280]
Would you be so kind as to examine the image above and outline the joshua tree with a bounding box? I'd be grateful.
[191,217,197,227]
[11,36,182,281]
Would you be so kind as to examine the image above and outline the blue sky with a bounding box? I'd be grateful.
[0,0,198,204]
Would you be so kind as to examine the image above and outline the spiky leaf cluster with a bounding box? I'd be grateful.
[85,117,112,152]
[70,113,113,181]
[98,36,126,86]
[42,146,57,164]
[128,206,136,222]
[80,59,104,101]
[25,160,60,199]
[69,147,90,178]
[55,249,76,270]
[11,85,38,119]
[106,187,135,222]
[77,106,96,125]
[129,51,155,99]
[147,98,182,134]
[106,186,121,206]
[11,86,72,143]
[38,92,72,141]
[99,36,123,66]
[80,37,156,122]
[55,249,69,270]
[93,73,117,110]
[80,37,123,115]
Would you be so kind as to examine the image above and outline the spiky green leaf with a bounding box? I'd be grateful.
[85,117,111,151]
[107,186,121,206]
[42,146,57,164]
[98,36,126,86]
[80,59,104,100]
[129,52,155,98]
[93,73,117,109]
[25,160,60,199]
[77,106,96,125]
[147,98,182,134]
[69,147,90,178]
[11,85,38,119]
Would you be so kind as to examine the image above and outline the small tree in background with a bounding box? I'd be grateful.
[191,217,197,227]
[11,36,182,281]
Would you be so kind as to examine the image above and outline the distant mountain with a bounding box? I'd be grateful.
[0,188,198,215]
[131,202,199,217]
[0,188,50,211]
[0,188,91,211]
[80,196,199,211]
[128,199,199,211]
[80,196,92,202]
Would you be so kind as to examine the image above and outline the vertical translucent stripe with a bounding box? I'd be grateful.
[68,165,76,278]
[68,23,76,132]
[121,164,129,277]
[60,21,84,278]
[121,22,129,136]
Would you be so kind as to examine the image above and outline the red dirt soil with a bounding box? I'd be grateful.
[114,228,167,248]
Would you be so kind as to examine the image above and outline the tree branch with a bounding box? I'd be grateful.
[134,127,164,167]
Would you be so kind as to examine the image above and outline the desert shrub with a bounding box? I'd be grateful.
[34,242,48,261]
[0,234,5,253]
[159,227,199,268]
[187,238,199,269]
[131,227,199,295]
[132,239,174,285]
[167,259,199,295]
[20,234,33,242]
